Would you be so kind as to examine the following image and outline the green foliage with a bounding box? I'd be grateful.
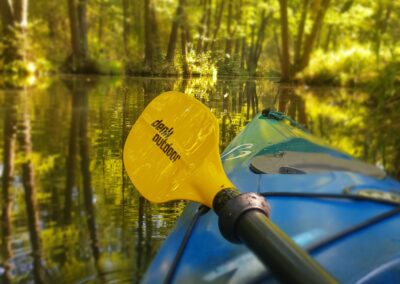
[96,60,123,75]
[369,61,400,100]
[0,0,399,85]
[300,46,377,86]
[184,51,217,76]
[367,61,400,176]
[0,22,55,77]
[216,53,245,77]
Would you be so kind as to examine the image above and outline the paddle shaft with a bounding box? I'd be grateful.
[237,210,335,284]
[213,190,337,284]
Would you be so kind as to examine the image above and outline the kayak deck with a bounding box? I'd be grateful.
[142,113,400,284]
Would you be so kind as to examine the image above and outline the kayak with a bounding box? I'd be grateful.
[141,110,400,284]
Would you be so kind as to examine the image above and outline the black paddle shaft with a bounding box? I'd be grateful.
[213,189,337,284]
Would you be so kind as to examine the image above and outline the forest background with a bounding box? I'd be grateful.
[0,0,399,85]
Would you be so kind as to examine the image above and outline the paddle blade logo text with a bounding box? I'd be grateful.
[151,119,181,162]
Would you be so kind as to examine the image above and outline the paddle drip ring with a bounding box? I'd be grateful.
[213,190,271,243]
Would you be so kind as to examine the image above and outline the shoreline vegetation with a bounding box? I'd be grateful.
[0,1,399,89]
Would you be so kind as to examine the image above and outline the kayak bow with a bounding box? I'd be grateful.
[125,92,400,284]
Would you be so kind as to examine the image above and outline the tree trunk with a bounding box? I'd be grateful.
[232,0,242,58]
[67,0,89,71]
[77,0,88,58]
[181,25,190,76]
[234,37,241,57]
[133,0,144,44]
[208,0,225,52]
[67,0,81,66]
[0,0,28,65]
[202,0,212,52]
[13,0,28,28]
[196,0,208,53]
[373,2,393,65]
[240,37,246,69]
[278,0,291,82]
[273,28,282,69]
[47,1,57,38]
[323,24,333,51]
[296,0,330,73]
[144,0,152,67]
[244,81,257,120]
[247,12,270,75]
[0,0,14,37]
[144,0,161,70]
[224,0,234,57]
[248,24,256,72]
[294,0,310,68]
[166,0,186,63]
[122,0,130,58]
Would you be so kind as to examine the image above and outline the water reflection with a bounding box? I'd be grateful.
[19,94,46,283]
[0,76,398,283]
[2,93,17,284]
[276,86,307,127]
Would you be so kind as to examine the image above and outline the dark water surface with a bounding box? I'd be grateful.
[0,76,398,283]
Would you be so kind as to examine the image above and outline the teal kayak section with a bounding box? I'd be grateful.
[141,113,400,284]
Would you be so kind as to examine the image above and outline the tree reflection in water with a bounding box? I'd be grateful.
[2,94,17,284]
[0,77,398,283]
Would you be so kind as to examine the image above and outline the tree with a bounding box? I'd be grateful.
[66,0,90,72]
[278,0,291,81]
[372,1,393,65]
[122,0,135,62]
[246,11,271,75]
[180,21,190,75]
[196,0,212,53]
[208,0,225,52]
[144,0,161,71]
[297,0,331,72]
[224,0,234,57]
[278,0,331,81]
[166,0,186,63]
[0,0,28,67]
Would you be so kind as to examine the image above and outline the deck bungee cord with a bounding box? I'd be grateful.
[262,108,309,132]
[260,191,400,206]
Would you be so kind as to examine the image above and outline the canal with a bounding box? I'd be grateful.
[0,76,398,283]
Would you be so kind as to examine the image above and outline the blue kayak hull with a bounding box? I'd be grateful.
[142,114,400,283]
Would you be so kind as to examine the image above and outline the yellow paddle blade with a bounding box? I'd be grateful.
[123,91,234,207]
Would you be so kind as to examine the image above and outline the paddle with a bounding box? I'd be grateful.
[124,91,337,284]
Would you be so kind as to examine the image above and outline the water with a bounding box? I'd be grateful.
[0,76,398,283]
